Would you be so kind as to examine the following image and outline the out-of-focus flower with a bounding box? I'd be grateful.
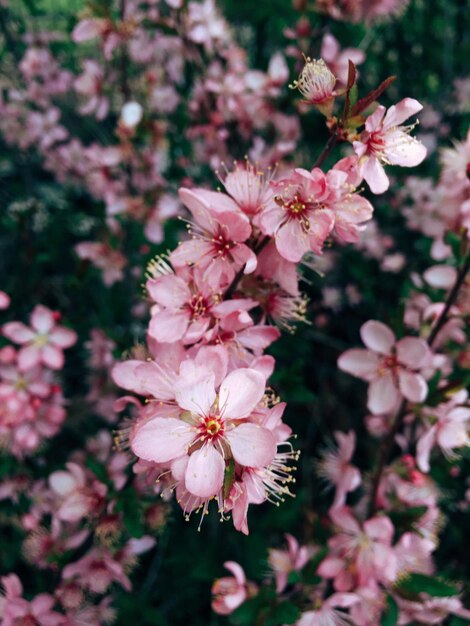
[338,320,430,414]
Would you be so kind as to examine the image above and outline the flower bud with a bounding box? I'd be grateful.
[120,101,143,128]
[289,57,336,116]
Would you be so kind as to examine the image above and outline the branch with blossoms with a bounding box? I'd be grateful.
[208,136,470,624]
[111,55,428,535]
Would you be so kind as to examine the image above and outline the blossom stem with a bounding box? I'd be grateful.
[119,0,131,102]
[312,129,339,168]
[368,250,470,517]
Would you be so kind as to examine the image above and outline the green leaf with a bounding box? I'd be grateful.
[381,595,399,626]
[396,573,460,598]
[231,598,262,626]
[266,602,301,626]
[287,570,302,585]
[450,617,470,625]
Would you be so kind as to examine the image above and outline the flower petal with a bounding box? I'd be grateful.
[367,373,399,414]
[219,368,265,419]
[131,417,194,463]
[360,320,395,355]
[226,423,277,468]
[338,349,379,381]
[398,370,428,403]
[185,444,225,498]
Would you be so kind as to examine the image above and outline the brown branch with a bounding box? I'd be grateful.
[367,251,470,517]
[312,130,339,169]
[223,235,270,301]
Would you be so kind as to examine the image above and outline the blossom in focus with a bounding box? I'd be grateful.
[338,320,430,414]
[2,305,77,371]
[353,98,427,194]
[130,365,277,499]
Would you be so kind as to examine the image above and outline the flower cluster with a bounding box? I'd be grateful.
[0,305,76,456]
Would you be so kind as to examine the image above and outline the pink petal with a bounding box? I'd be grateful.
[383,98,423,128]
[147,275,190,308]
[398,370,427,403]
[276,219,308,263]
[2,322,35,344]
[231,244,258,273]
[396,337,429,368]
[49,470,77,496]
[131,417,194,463]
[361,156,389,194]
[31,305,54,334]
[219,368,265,419]
[148,309,189,343]
[364,516,394,543]
[226,423,277,467]
[436,420,468,450]
[42,344,64,369]
[185,444,225,497]
[72,18,104,42]
[49,327,77,348]
[383,132,427,167]
[360,320,395,355]
[337,349,379,381]
[367,373,399,414]
[175,370,216,416]
[423,265,457,289]
[365,105,386,132]
[224,561,246,585]
[17,345,41,371]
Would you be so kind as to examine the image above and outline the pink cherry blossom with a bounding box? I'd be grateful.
[259,168,335,262]
[317,431,362,508]
[130,365,276,499]
[354,98,427,194]
[268,533,310,592]
[320,34,365,84]
[338,320,431,414]
[170,187,257,288]
[3,306,77,371]
[416,391,470,472]
[318,507,398,590]
[212,561,256,615]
